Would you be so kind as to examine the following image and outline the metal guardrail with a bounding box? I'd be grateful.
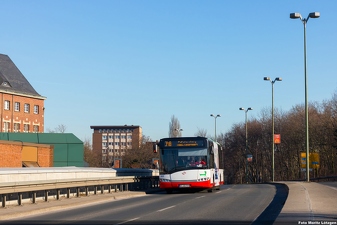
[0,176,159,208]
[310,176,337,182]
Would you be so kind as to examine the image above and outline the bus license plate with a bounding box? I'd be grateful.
[179,184,190,188]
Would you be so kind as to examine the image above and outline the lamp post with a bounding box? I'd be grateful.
[239,107,253,183]
[210,114,221,141]
[264,77,282,182]
[290,11,320,182]
[174,128,183,137]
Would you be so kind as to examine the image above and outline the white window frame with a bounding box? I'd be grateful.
[14,123,20,132]
[23,124,29,133]
[24,104,30,113]
[3,122,10,132]
[33,125,39,133]
[14,102,20,112]
[34,105,39,114]
[4,101,10,110]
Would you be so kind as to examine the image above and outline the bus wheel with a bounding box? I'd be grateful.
[207,188,213,193]
[166,189,173,194]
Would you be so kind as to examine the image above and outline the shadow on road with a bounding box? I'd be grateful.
[251,183,289,225]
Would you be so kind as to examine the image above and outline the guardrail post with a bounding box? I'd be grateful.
[67,188,70,198]
[94,186,97,195]
[76,187,80,198]
[32,192,36,204]
[85,187,89,196]
[2,194,6,208]
[44,190,48,202]
[108,185,111,193]
[18,193,22,206]
[56,189,60,200]
[120,184,123,192]
[114,184,117,192]
[125,183,128,191]
[101,185,104,194]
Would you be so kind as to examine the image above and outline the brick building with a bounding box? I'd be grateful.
[90,125,142,166]
[0,140,53,167]
[0,54,46,133]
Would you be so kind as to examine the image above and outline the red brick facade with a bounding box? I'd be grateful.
[0,140,53,167]
[0,93,45,133]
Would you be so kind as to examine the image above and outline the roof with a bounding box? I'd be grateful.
[0,133,83,144]
[0,54,45,98]
[90,125,141,129]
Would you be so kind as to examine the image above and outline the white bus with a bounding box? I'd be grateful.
[154,137,224,193]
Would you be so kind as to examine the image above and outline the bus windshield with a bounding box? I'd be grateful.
[160,147,208,173]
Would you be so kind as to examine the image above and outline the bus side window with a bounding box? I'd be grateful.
[209,142,214,155]
[209,153,215,168]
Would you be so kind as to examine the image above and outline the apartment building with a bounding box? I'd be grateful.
[0,54,46,133]
[90,125,142,165]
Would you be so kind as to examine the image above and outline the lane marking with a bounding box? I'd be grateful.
[196,196,205,199]
[157,205,176,212]
[117,217,140,224]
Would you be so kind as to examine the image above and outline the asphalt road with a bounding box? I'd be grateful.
[2,183,288,225]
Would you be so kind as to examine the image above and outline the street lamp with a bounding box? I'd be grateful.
[210,114,221,141]
[239,107,253,183]
[174,128,183,137]
[290,11,320,182]
[264,77,282,182]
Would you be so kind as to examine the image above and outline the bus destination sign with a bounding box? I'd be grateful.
[164,140,205,147]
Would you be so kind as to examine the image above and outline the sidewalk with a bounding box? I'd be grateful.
[274,181,337,224]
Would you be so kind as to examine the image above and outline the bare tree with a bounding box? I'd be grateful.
[194,127,207,137]
[83,138,102,167]
[168,115,182,137]
[123,135,157,168]
[46,124,67,133]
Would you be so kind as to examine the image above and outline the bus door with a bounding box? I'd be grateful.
[212,144,221,186]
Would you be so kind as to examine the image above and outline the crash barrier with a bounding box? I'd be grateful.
[0,167,159,208]
[311,175,337,182]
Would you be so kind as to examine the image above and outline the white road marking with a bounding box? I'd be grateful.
[117,217,140,224]
[157,205,176,212]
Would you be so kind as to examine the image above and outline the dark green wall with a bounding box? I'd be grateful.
[0,133,84,167]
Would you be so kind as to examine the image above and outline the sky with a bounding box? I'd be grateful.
[1,0,337,143]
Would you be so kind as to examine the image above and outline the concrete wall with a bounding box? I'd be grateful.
[0,167,160,183]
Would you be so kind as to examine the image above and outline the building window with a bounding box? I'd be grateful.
[102,135,107,140]
[14,102,20,112]
[24,124,29,133]
[3,122,10,132]
[14,123,20,132]
[24,104,30,113]
[34,105,39,114]
[33,125,39,133]
[4,101,10,110]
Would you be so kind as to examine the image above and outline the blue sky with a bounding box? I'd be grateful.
[1,1,336,142]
